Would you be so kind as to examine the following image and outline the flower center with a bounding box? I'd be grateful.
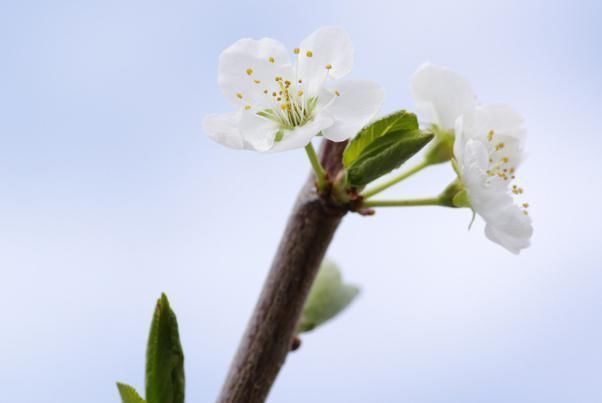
[256,76,317,131]
[484,130,530,215]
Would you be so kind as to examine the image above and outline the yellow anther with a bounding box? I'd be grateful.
[335,90,340,96]
[522,203,529,208]
[246,68,253,76]
[272,92,277,97]
[268,56,275,63]
[325,64,332,70]
[236,93,243,99]
[277,97,281,101]
[244,105,251,110]
[294,48,300,54]
[487,130,494,141]
[306,50,313,57]
[501,157,509,163]
[495,142,505,151]
[263,90,268,94]
[297,90,303,96]
[523,210,529,216]
[275,76,282,82]
[298,79,303,83]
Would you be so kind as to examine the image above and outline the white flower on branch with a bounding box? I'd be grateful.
[412,63,533,253]
[203,27,384,152]
[455,106,533,254]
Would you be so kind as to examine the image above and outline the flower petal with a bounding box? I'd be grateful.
[296,27,354,96]
[320,80,384,142]
[218,38,292,107]
[455,105,525,168]
[268,114,334,153]
[411,63,477,130]
[484,204,533,254]
[202,112,246,150]
[238,110,280,152]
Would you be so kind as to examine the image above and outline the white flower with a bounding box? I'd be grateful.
[410,63,477,131]
[203,27,384,152]
[411,63,533,253]
[455,105,533,254]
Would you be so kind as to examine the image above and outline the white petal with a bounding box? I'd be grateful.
[203,112,246,150]
[218,38,292,106]
[238,110,280,152]
[411,63,477,130]
[320,80,384,142]
[268,114,334,153]
[484,204,533,254]
[296,27,354,96]
[456,105,526,168]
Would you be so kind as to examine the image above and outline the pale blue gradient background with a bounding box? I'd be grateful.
[1,0,601,402]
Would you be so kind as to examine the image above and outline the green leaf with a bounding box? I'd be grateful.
[298,259,360,333]
[146,294,185,403]
[346,129,434,187]
[117,383,146,403]
[343,110,419,167]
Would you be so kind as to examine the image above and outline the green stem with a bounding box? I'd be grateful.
[361,160,430,199]
[362,196,443,208]
[305,142,327,191]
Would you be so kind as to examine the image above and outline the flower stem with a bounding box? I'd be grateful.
[361,160,430,199]
[363,196,443,208]
[305,142,327,191]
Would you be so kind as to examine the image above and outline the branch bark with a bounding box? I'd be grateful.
[216,140,348,403]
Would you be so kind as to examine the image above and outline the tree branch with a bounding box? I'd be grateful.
[216,139,348,403]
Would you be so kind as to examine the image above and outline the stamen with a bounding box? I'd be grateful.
[325,64,332,70]
[306,51,313,57]
[268,56,275,63]
[294,48,300,55]
[236,93,243,99]
[246,68,253,76]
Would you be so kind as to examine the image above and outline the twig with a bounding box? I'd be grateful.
[216,140,348,403]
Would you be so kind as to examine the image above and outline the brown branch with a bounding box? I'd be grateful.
[216,139,349,403]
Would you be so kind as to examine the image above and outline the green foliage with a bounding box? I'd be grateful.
[146,294,185,403]
[117,383,146,403]
[343,110,419,167]
[298,260,359,333]
[116,294,185,403]
[346,129,434,187]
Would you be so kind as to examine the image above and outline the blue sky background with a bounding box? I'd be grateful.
[1,0,601,402]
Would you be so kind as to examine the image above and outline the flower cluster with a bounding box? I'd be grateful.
[204,28,533,254]
[411,64,533,254]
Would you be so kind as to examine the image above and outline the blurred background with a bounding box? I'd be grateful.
[1,0,601,402]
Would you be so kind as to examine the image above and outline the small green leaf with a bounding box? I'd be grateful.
[343,110,419,167]
[146,294,185,403]
[346,130,434,187]
[298,259,359,333]
[117,383,146,403]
